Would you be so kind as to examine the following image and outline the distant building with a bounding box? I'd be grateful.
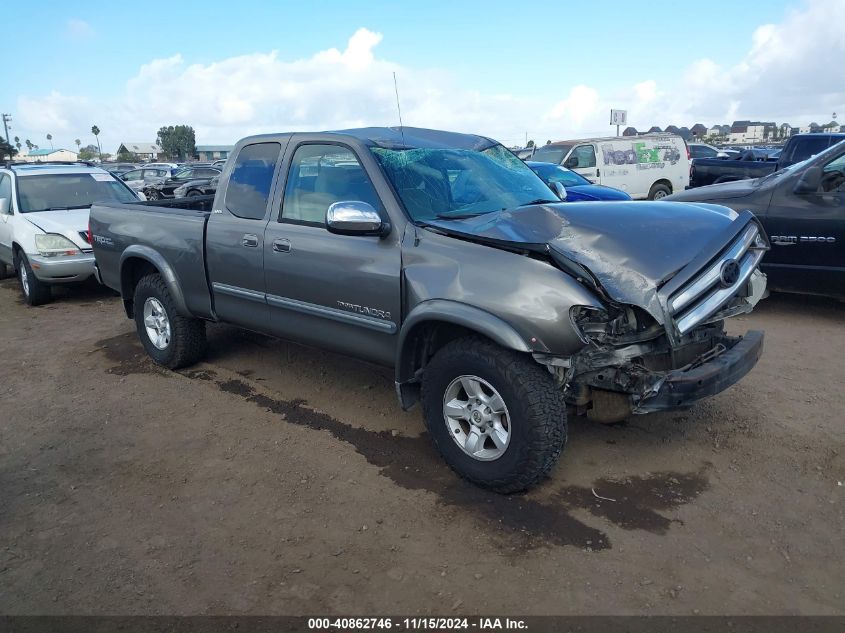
[821,121,840,133]
[728,121,775,144]
[708,125,724,137]
[195,145,234,161]
[799,123,820,134]
[116,142,161,160]
[647,126,662,133]
[778,123,793,139]
[665,125,680,135]
[690,123,708,138]
[622,127,638,137]
[20,148,79,162]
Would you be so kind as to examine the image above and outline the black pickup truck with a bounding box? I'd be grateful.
[690,133,845,188]
[666,139,845,298]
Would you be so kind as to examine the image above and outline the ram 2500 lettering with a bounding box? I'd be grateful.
[90,127,769,492]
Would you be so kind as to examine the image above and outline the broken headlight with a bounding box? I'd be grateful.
[570,306,611,344]
[571,305,644,345]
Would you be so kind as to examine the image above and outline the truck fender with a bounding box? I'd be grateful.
[119,245,190,317]
[395,299,532,386]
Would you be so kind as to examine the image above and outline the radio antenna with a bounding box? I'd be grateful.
[393,72,405,146]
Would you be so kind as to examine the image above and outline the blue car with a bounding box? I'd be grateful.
[527,161,632,201]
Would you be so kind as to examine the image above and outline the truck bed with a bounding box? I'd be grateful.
[689,159,776,188]
[90,197,215,319]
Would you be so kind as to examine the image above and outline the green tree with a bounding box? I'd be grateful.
[13,136,21,152]
[91,125,102,159]
[46,133,53,149]
[526,140,535,148]
[157,125,196,160]
[0,138,18,159]
[25,139,32,151]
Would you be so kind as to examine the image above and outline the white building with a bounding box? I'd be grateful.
[116,142,161,160]
[19,148,79,162]
[728,121,775,144]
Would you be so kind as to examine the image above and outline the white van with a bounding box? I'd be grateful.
[530,134,690,199]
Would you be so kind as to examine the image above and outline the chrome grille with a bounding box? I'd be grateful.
[669,223,766,337]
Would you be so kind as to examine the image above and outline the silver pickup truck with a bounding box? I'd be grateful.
[90,127,769,492]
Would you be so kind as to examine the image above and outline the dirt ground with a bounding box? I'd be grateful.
[0,277,842,616]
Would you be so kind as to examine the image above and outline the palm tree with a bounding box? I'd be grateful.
[91,125,102,160]
[14,136,21,152]
[25,139,32,151]
[46,133,53,150]
[75,138,81,151]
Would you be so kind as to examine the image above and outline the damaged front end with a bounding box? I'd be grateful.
[536,212,770,423]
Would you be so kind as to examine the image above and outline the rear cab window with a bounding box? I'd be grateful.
[224,142,281,220]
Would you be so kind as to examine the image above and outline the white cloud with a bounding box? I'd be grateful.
[66,18,94,39]
[14,2,845,152]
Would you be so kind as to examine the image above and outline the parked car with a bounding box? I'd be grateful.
[689,133,845,188]
[526,161,631,201]
[666,140,845,298]
[143,166,221,200]
[144,162,180,170]
[530,134,690,199]
[118,166,175,192]
[689,143,729,160]
[212,159,228,168]
[91,127,768,492]
[100,162,138,176]
[0,162,139,305]
[173,175,219,198]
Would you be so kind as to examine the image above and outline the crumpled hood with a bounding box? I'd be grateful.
[665,177,761,201]
[25,208,91,249]
[426,201,736,321]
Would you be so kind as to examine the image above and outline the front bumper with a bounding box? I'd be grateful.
[29,253,96,283]
[633,330,764,413]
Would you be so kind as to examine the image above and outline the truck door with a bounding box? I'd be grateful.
[263,142,401,366]
[205,141,283,332]
[565,144,599,183]
[761,148,845,295]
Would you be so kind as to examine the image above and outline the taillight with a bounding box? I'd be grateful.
[87,221,93,245]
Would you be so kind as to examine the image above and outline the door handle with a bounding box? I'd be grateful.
[242,234,259,247]
[596,168,600,177]
[272,238,291,253]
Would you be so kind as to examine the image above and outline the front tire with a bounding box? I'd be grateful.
[648,183,672,200]
[421,337,567,493]
[16,252,52,306]
[133,273,206,369]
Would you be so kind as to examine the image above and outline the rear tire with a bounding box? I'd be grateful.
[133,273,206,369]
[16,252,52,306]
[187,190,201,197]
[648,183,672,200]
[421,336,567,493]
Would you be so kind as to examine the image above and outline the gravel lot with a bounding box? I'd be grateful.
[0,277,842,615]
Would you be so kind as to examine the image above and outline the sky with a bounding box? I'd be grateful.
[2,0,844,154]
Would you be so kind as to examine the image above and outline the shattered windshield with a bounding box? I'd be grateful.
[371,144,556,221]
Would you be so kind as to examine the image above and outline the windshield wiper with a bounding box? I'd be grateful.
[32,205,91,211]
[434,212,485,220]
[517,198,558,207]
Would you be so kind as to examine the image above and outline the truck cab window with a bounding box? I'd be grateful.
[820,153,845,193]
[572,145,596,168]
[224,142,281,220]
[281,144,381,225]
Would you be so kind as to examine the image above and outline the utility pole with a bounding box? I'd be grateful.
[1,114,11,144]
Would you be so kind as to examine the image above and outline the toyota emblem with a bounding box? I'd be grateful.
[719,259,741,287]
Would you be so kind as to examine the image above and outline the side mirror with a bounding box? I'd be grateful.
[0,197,9,214]
[551,182,567,201]
[564,156,579,169]
[793,166,822,194]
[326,201,390,238]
